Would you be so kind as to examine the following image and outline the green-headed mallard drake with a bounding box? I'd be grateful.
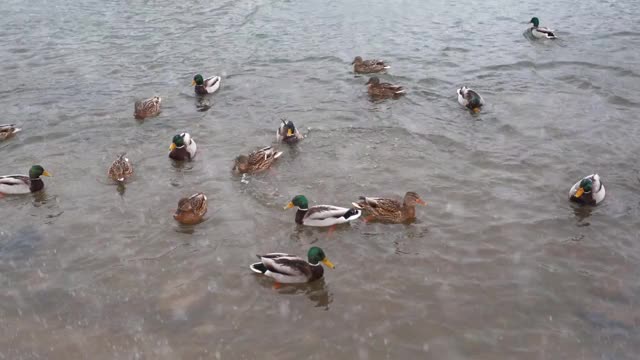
[0,165,51,195]
[366,77,405,99]
[352,191,427,223]
[352,56,390,74]
[192,74,221,96]
[284,195,362,227]
[528,17,557,39]
[250,246,335,284]
[276,119,304,144]
[107,153,133,183]
[457,86,485,113]
[134,96,161,120]
[233,146,283,174]
[0,124,21,140]
[169,133,197,161]
[174,192,208,224]
[569,174,605,205]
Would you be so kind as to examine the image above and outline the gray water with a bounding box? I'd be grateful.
[1,0,640,358]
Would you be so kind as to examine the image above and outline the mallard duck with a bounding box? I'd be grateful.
[134,96,161,120]
[107,153,133,182]
[169,133,197,161]
[174,192,208,224]
[249,246,335,284]
[352,191,427,223]
[0,124,21,140]
[352,56,390,74]
[528,17,557,39]
[192,74,221,95]
[457,86,484,113]
[233,146,283,174]
[569,174,605,205]
[366,77,405,99]
[284,195,362,226]
[0,165,51,195]
[276,119,304,144]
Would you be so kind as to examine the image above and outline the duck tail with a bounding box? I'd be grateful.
[250,262,267,274]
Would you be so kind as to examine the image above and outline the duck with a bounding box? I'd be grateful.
[276,119,304,144]
[457,86,485,113]
[352,191,427,223]
[284,195,362,227]
[0,124,21,140]
[0,165,51,195]
[169,133,197,161]
[107,153,133,182]
[528,17,557,39]
[233,146,283,174]
[352,56,390,74]
[173,192,208,224]
[192,74,221,95]
[249,246,335,284]
[134,96,161,120]
[569,174,605,205]
[366,77,405,99]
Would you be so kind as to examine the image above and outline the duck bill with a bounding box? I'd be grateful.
[169,143,177,151]
[472,107,481,113]
[286,129,293,136]
[416,199,427,206]
[283,202,294,210]
[42,170,52,177]
[574,187,585,198]
[322,258,335,269]
[191,80,196,86]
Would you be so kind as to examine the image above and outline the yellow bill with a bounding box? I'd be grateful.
[286,129,293,136]
[574,187,584,198]
[322,258,335,269]
[191,80,196,86]
[283,201,294,210]
[42,170,52,177]
[169,143,177,151]
[472,107,481,113]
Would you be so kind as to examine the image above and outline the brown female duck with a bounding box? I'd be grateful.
[173,192,208,225]
[366,77,405,99]
[107,153,133,182]
[134,96,161,120]
[352,56,390,74]
[352,191,426,223]
[0,124,21,140]
[233,146,283,174]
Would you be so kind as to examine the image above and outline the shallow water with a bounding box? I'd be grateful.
[1,0,640,358]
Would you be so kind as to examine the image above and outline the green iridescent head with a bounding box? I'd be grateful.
[284,195,309,210]
[530,17,540,27]
[29,165,51,179]
[193,74,204,86]
[579,178,593,193]
[307,246,335,268]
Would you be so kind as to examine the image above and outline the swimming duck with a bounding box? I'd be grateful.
[169,133,197,161]
[528,17,557,39]
[284,195,362,227]
[366,77,405,99]
[233,146,283,174]
[0,124,21,140]
[352,56,390,74]
[192,74,221,95]
[276,119,304,144]
[569,174,605,205]
[457,86,484,113]
[0,165,51,195]
[249,246,335,284]
[134,96,161,120]
[173,192,208,225]
[352,191,427,223]
[107,153,133,183]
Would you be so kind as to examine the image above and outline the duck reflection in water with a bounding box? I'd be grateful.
[254,276,333,309]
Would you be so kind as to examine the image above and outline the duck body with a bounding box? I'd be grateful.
[352,56,390,74]
[233,146,283,174]
[569,174,605,205]
[285,195,361,227]
[0,124,21,140]
[352,191,426,223]
[366,77,405,99]
[0,165,51,195]
[457,86,484,112]
[134,96,161,120]
[174,192,208,224]
[169,133,197,161]
[249,247,335,284]
[529,17,557,39]
[192,74,221,95]
[276,119,304,144]
[107,153,133,182]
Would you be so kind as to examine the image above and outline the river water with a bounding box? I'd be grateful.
[1,0,639,358]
